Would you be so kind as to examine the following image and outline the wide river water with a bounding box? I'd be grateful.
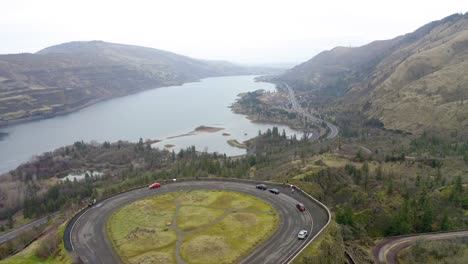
[0,76,298,174]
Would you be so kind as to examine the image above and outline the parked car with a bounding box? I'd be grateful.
[268,188,280,194]
[149,182,161,189]
[296,203,306,212]
[298,230,308,239]
[87,199,97,207]
[256,184,267,190]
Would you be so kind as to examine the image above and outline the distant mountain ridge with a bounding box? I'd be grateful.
[36,41,252,77]
[280,13,468,135]
[0,41,278,126]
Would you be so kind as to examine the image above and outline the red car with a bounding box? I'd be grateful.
[149,182,161,189]
[296,203,306,212]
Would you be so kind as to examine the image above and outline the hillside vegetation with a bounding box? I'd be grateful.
[280,13,468,136]
[0,41,275,125]
[0,124,466,261]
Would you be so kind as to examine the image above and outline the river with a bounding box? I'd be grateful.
[0,76,299,174]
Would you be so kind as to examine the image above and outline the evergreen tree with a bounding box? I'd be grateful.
[375,163,383,181]
[450,175,463,206]
[440,212,451,231]
[355,150,364,162]
[336,206,353,226]
[7,214,13,229]
[387,178,394,195]
[362,162,369,175]
[421,200,433,232]
[416,174,421,187]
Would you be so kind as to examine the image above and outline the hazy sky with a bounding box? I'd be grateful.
[1,0,465,64]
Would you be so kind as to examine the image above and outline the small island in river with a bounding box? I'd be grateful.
[167,125,224,139]
[194,125,224,133]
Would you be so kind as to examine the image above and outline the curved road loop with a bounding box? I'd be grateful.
[68,181,329,264]
[283,82,338,139]
[373,230,468,264]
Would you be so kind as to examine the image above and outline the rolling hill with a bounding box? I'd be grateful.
[280,13,468,135]
[0,41,276,125]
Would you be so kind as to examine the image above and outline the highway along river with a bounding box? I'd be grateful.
[0,76,298,174]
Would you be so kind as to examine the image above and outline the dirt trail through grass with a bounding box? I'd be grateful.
[170,192,275,263]
[171,197,186,264]
[108,190,279,264]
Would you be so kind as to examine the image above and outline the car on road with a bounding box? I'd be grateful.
[298,230,308,239]
[148,182,161,189]
[296,203,306,212]
[268,188,280,194]
[256,184,267,190]
[87,199,97,207]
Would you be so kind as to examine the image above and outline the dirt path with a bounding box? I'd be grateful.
[171,197,186,264]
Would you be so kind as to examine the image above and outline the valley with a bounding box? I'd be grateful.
[0,10,467,264]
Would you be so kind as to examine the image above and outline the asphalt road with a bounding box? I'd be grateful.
[69,181,329,264]
[373,230,468,264]
[283,83,338,139]
[0,212,59,244]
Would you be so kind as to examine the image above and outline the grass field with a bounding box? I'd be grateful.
[107,190,279,264]
[0,223,73,264]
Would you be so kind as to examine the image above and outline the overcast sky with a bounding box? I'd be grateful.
[1,0,465,64]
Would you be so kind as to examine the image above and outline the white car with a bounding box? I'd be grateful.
[298,230,308,239]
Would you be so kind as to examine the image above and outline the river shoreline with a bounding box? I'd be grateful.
[0,80,196,129]
[0,76,299,174]
[231,99,305,131]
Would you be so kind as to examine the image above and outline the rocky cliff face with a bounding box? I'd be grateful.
[280,13,468,135]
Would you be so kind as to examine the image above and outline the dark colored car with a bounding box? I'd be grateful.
[296,203,306,212]
[256,184,267,190]
[269,188,280,194]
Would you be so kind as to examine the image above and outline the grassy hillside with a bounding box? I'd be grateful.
[0,41,276,125]
[280,13,468,136]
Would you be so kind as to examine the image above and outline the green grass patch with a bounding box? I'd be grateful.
[107,193,178,263]
[127,246,175,264]
[107,190,279,264]
[177,206,224,231]
[0,243,54,264]
[180,211,279,264]
[0,222,73,264]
